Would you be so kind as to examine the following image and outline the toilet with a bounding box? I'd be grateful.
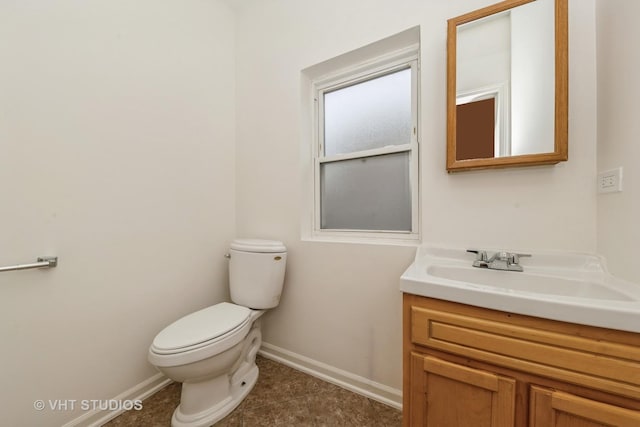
[148,239,287,427]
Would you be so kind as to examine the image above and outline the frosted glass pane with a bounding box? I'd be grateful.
[324,68,412,156]
[320,152,411,231]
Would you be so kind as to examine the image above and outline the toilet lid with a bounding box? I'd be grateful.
[230,238,286,253]
[152,302,251,352]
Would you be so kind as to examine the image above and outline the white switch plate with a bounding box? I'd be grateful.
[598,167,623,193]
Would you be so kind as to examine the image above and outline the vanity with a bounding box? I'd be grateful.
[403,0,640,422]
[400,247,640,426]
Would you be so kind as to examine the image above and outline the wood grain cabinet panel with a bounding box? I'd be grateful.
[530,386,640,427]
[403,294,640,427]
[410,303,640,399]
[409,353,516,427]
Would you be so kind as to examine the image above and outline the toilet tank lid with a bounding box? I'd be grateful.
[231,239,286,253]
[152,302,251,352]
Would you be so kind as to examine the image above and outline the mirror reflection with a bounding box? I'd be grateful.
[447,0,568,171]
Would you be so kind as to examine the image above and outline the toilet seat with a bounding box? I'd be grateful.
[149,302,252,367]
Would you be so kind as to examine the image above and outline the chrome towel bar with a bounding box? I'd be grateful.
[0,256,58,272]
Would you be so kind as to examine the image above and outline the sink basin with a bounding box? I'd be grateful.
[427,265,633,301]
[400,247,640,333]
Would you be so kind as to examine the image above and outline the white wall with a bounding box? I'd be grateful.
[0,1,236,425]
[511,0,555,155]
[457,13,511,94]
[233,0,597,392]
[596,0,640,283]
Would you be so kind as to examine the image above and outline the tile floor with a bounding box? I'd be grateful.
[104,355,402,426]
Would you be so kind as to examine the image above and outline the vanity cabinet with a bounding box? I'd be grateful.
[403,294,640,427]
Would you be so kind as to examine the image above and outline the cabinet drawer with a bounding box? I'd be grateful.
[410,301,640,399]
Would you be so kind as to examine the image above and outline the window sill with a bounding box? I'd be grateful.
[302,232,421,248]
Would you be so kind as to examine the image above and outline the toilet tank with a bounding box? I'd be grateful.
[228,239,287,309]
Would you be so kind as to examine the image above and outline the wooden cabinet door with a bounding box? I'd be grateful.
[530,386,640,427]
[409,353,516,427]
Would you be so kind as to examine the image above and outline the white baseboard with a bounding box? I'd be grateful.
[61,373,172,427]
[258,342,402,410]
[63,343,401,426]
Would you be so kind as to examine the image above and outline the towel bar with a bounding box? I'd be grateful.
[0,256,58,272]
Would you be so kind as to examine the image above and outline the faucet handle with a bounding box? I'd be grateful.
[510,252,531,264]
[467,249,487,261]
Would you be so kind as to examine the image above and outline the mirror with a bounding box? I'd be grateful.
[447,0,568,172]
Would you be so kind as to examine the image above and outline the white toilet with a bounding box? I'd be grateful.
[148,239,287,427]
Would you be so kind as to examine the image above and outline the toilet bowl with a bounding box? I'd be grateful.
[148,239,286,427]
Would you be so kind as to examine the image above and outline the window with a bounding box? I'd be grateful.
[311,49,419,240]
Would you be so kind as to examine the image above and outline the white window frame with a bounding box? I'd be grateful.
[311,47,420,242]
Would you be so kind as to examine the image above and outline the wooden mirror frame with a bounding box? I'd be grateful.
[446,0,568,172]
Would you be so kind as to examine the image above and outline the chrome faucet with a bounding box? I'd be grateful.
[467,249,531,272]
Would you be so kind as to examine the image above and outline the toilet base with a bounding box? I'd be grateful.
[169,323,263,427]
[171,363,258,427]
